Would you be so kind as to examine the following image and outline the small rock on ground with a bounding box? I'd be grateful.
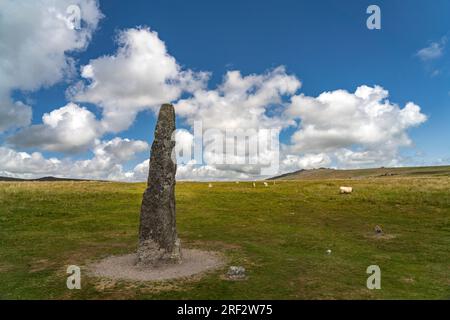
[227,266,246,280]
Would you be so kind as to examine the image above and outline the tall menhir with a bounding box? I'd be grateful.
[137,103,182,266]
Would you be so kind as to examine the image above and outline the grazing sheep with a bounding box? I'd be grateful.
[252,182,256,188]
[208,183,213,188]
[263,182,268,187]
[339,186,353,194]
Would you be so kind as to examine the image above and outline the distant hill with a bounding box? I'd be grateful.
[0,176,95,182]
[269,165,450,180]
[0,176,26,181]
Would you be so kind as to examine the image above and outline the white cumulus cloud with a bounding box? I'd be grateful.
[0,0,102,132]
[0,137,148,181]
[69,27,209,133]
[171,67,300,179]
[9,103,101,153]
[285,85,427,168]
[175,66,301,130]
[281,153,332,172]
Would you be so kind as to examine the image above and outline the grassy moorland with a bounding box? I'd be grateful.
[270,165,450,180]
[0,177,449,299]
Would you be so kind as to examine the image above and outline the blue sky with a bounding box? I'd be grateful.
[1,0,449,180]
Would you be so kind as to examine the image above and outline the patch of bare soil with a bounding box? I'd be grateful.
[366,233,397,240]
[0,263,12,272]
[29,258,55,273]
[401,277,415,284]
[87,249,224,282]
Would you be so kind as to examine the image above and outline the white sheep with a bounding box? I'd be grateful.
[339,186,353,194]
[263,182,269,187]
[208,183,213,188]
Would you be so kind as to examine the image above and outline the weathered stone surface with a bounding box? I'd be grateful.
[227,266,246,280]
[374,225,383,234]
[137,104,182,266]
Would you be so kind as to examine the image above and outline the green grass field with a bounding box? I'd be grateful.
[0,177,449,299]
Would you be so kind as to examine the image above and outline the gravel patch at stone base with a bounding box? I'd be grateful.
[88,249,224,282]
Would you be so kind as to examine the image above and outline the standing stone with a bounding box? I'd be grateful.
[137,104,182,266]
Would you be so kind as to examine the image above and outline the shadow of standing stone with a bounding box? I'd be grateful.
[137,103,182,266]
